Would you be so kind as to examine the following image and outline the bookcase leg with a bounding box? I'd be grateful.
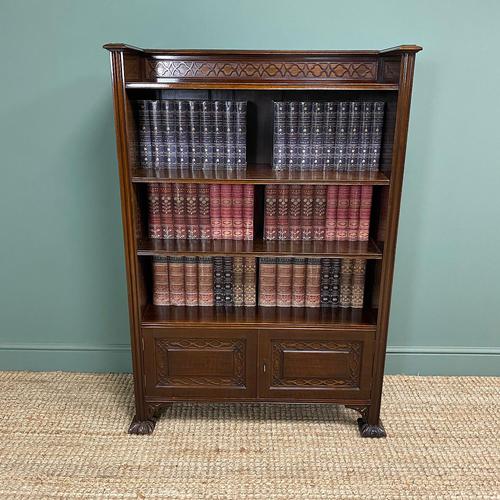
[128,403,163,435]
[357,405,386,438]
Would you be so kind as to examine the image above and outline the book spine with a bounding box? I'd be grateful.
[276,257,293,307]
[198,183,211,239]
[152,257,170,306]
[305,258,321,308]
[258,257,277,307]
[340,258,354,308]
[287,102,299,170]
[313,185,327,240]
[172,183,187,239]
[297,101,312,170]
[168,256,185,306]
[209,184,222,239]
[288,184,302,241]
[223,257,234,306]
[233,256,244,306]
[137,100,153,168]
[264,185,278,240]
[348,185,361,241]
[320,258,332,307]
[243,257,257,306]
[231,184,244,240]
[161,100,177,169]
[335,185,350,241]
[147,183,162,239]
[177,101,190,168]
[213,257,224,306]
[188,100,201,170]
[358,186,373,241]
[310,102,324,170]
[184,256,199,306]
[273,102,287,170]
[351,258,366,309]
[224,101,236,169]
[358,102,373,171]
[235,101,247,168]
[323,102,337,170]
[201,101,214,168]
[185,183,200,239]
[346,102,361,172]
[369,102,385,171]
[149,100,162,169]
[220,184,233,239]
[300,184,314,240]
[213,101,224,168]
[160,183,175,239]
[325,185,339,241]
[198,256,214,306]
[330,258,341,307]
[243,185,254,241]
[291,257,306,307]
[277,184,290,240]
[333,102,349,172]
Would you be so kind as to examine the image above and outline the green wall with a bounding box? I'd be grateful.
[1,0,499,375]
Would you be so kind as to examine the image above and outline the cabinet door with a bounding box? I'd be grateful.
[258,329,374,400]
[143,328,257,399]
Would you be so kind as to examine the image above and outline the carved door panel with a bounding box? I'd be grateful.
[143,328,257,399]
[258,330,374,400]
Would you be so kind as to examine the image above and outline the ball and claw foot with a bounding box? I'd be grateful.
[128,416,157,435]
[357,417,386,438]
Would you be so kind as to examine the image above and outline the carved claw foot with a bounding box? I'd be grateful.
[357,417,386,438]
[128,416,156,435]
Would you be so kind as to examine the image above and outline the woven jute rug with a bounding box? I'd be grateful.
[0,372,498,499]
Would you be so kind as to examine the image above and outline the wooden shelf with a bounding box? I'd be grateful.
[137,238,383,259]
[131,164,390,185]
[141,304,377,330]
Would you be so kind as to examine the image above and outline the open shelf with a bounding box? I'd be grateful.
[131,164,390,185]
[141,304,378,330]
[137,238,383,259]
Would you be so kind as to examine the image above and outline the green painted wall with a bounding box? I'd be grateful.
[0,0,499,375]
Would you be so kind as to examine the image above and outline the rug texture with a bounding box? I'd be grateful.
[0,372,498,499]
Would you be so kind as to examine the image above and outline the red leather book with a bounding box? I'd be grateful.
[184,256,199,306]
[243,185,254,241]
[335,185,350,241]
[289,184,302,240]
[351,258,366,308]
[209,184,222,239]
[220,184,233,239]
[160,183,175,239]
[276,257,293,307]
[258,257,277,306]
[277,184,290,240]
[231,184,244,240]
[198,183,211,240]
[173,183,187,239]
[313,185,327,240]
[300,185,314,240]
[325,185,339,241]
[348,185,361,241]
[233,256,244,305]
[358,186,373,241]
[152,257,170,306]
[243,257,256,306]
[291,258,306,307]
[264,185,278,240]
[168,256,185,306]
[185,184,200,239]
[340,258,354,308]
[147,183,162,239]
[198,256,214,306]
[305,258,321,307]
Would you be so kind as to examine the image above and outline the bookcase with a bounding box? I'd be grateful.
[104,44,421,437]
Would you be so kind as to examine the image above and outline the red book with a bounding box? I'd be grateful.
[231,184,244,240]
[276,257,292,307]
[289,184,302,240]
[291,258,306,307]
[313,185,327,240]
[184,256,199,306]
[305,258,321,308]
[243,185,254,241]
[277,184,290,240]
[220,184,233,239]
[160,184,175,239]
[335,186,350,241]
[152,257,170,305]
[264,185,278,240]
[348,185,361,241]
[209,184,222,239]
[198,184,211,240]
[198,256,214,306]
[258,257,277,306]
[358,186,373,241]
[185,184,200,239]
[325,185,339,241]
[168,256,185,306]
[173,183,187,239]
[300,185,314,240]
[147,183,162,239]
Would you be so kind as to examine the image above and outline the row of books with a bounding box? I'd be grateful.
[147,183,254,240]
[273,101,385,172]
[152,256,256,307]
[264,185,373,241]
[258,257,366,308]
[136,100,247,169]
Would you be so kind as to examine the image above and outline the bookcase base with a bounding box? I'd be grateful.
[357,418,386,438]
[128,416,157,435]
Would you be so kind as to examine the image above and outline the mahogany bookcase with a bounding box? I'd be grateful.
[104,44,421,437]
